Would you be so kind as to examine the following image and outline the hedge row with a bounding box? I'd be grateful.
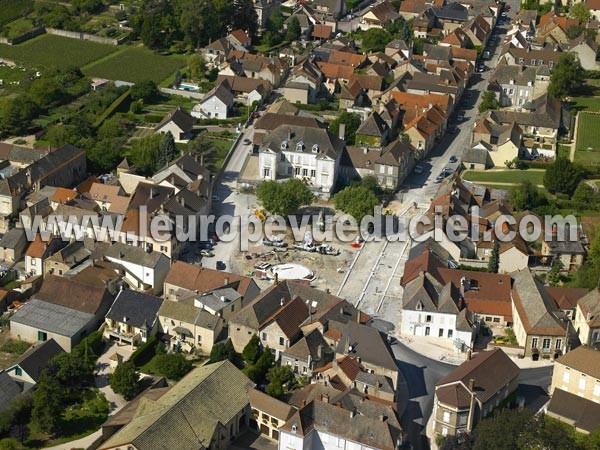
[130,336,158,367]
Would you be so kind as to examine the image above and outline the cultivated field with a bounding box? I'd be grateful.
[0,34,117,68]
[83,46,186,84]
[575,112,600,164]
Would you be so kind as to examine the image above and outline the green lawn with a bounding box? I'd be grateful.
[462,169,546,186]
[83,46,186,84]
[570,95,600,112]
[574,112,600,164]
[0,34,117,69]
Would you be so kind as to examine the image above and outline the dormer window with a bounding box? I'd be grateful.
[416,301,423,311]
[531,59,536,65]
[527,81,532,86]
[312,144,319,153]
[296,141,304,151]
[509,79,514,85]
[281,140,289,150]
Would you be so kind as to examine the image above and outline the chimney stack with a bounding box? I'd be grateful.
[224,277,229,285]
[323,393,330,403]
[467,349,472,361]
[468,378,475,391]
[317,344,323,360]
[338,123,346,141]
[280,297,285,306]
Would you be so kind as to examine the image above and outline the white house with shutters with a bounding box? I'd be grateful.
[257,124,344,198]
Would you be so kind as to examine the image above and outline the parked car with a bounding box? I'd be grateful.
[242,138,251,145]
[457,112,464,121]
[434,175,444,183]
[211,194,220,201]
[200,250,214,257]
[216,261,226,270]
[498,19,503,25]
[414,164,424,174]
[449,155,457,163]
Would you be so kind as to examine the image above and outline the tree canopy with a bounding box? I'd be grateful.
[509,181,548,211]
[548,52,584,99]
[479,91,499,113]
[360,28,393,53]
[256,179,314,216]
[570,3,591,22]
[543,157,583,197]
[110,361,140,401]
[329,112,362,145]
[334,185,379,222]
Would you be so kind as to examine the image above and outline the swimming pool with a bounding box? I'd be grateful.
[178,83,199,92]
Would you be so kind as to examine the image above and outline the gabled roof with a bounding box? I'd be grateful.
[105,242,168,269]
[165,260,258,300]
[0,372,20,412]
[99,361,254,450]
[249,388,296,421]
[334,321,398,372]
[199,82,235,106]
[106,290,164,329]
[313,24,333,39]
[356,112,388,138]
[35,274,114,315]
[155,107,194,133]
[403,271,464,315]
[545,287,589,311]
[547,388,600,433]
[10,299,95,338]
[436,349,519,407]
[577,289,600,327]
[433,2,468,21]
[556,346,600,378]
[511,268,567,336]
[8,339,63,382]
[260,124,345,160]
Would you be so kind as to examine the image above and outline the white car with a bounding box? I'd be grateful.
[457,112,465,121]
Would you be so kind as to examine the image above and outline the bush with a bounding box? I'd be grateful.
[150,353,192,380]
[130,336,158,367]
[110,361,140,400]
[0,339,30,355]
[75,330,104,356]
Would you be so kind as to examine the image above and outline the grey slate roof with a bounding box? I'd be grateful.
[283,328,333,364]
[260,124,345,160]
[106,290,164,329]
[99,361,254,450]
[0,372,20,412]
[511,268,567,336]
[433,2,469,21]
[10,299,94,337]
[155,108,194,134]
[490,93,562,129]
[356,112,388,138]
[547,388,600,433]
[105,243,167,268]
[195,287,241,313]
[403,271,463,315]
[9,339,63,382]
[489,64,541,85]
[0,228,25,250]
[158,298,222,331]
[200,81,235,106]
[335,321,398,372]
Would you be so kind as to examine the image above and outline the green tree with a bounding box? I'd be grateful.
[71,0,103,14]
[188,54,206,80]
[129,133,161,175]
[130,80,158,102]
[358,175,382,195]
[152,353,193,380]
[0,95,39,135]
[478,91,499,113]
[549,52,584,99]
[187,133,214,157]
[242,334,262,364]
[209,340,243,367]
[265,365,295,398]
[329,112,362,145]
[487,239,500,273]
[158,131,179,168]
[572,181,600,211]
[543,157,583,196]
[510,181,548,211]
[334,186,379,222]
[570,2,591,22]
[256,179,314,216]
[360,28,393,52]
[31,374,63,434]
[548,257,563,286]
[244,346,275,384]
[0,439,26,450]
[286,15,302,42]
[232,0,258,39]
[110,361,140,401]
[565,25,585,39]
[28,77,65,110]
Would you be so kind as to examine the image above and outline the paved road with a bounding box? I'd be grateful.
[392,342,554,450]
